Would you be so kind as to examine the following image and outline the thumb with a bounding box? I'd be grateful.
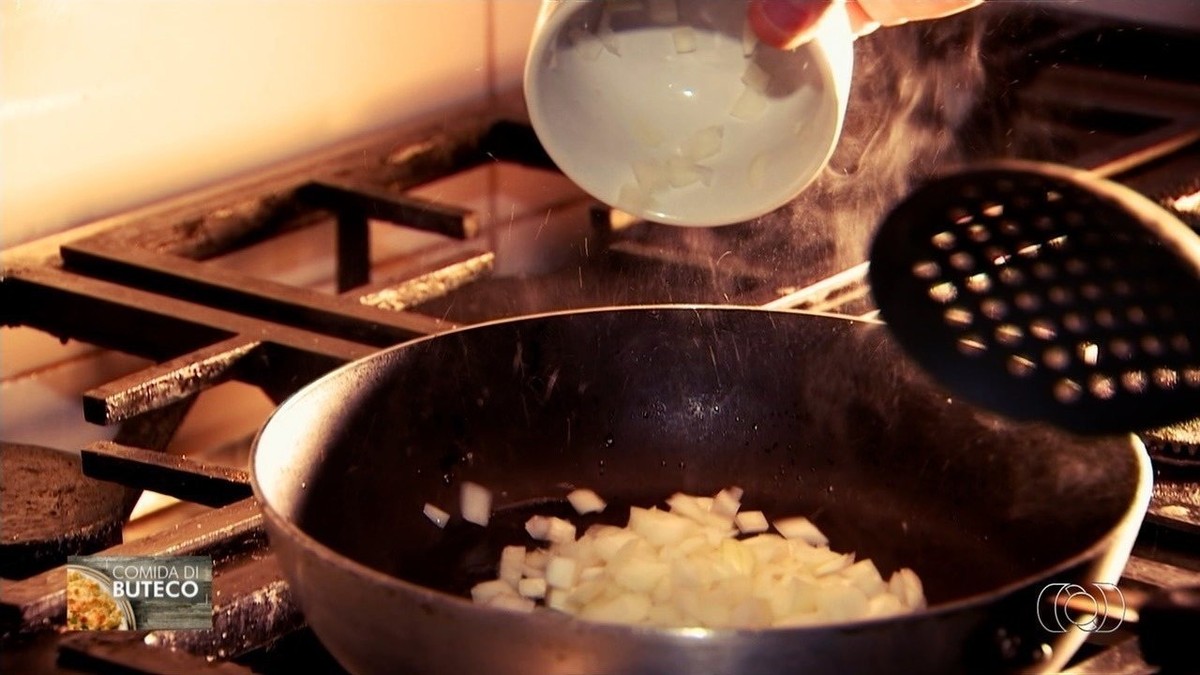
[747,0,833,50]
[749,0,983,49]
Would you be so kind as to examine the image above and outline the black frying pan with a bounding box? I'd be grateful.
[251,307,1149,674]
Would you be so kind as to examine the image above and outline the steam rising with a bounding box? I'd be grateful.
[798,14,987,269]
[666,13,991,288]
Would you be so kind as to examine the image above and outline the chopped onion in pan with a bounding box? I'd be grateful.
[546,516,578,544]
[734,510,769,534]
[773,516,829,547]
[422,502,450,528]
[471,579,514,604]
[568,488,608,514]
[460,481,492,526]
[469,486,927,625]
[518,577,548,599]
[499,545,526,586]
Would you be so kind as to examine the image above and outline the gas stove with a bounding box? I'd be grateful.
[3,4,1199,673]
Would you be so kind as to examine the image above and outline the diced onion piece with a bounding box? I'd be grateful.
[617,182,652,214]
[471,579,515,604]
[590,526,640,561]
[742,18,758,56]
[711,487,742,517]
[844,559,886,597]
[469,488,927,629]
[868,592,905,617]
[546,516,578,544]
[730,596,772,629]
[524,548,550,571]
[579,565,605,582]
[890,568,926,609]
[734,510,769,534]
[581,592,652,624]
[815,583,870,621]
[460,481,492,526]
[730,86,769,121]
[742,533,786,565]
[525,515,552,540]
[546,556,579,589]
[647,0,678,24]
[672,27,697,54]
[569,27,604,61]
[569,579,606,606]
[499,545,526,587]
[489,594,536,613]
[741,61,770,93]
[612,557,670,593]
[632,158,670,192]
[422,502,450,528]
[628,507,694,547]
[773,516,828,546]
[666,157,705,189]
[680,125,724,162]
[546,588,571,611]
[812,552,853,577]
[647,604,685,626]
[719,538,755,576]
[598,8,620,56]
[518,577,548,599]
[567,488,607,514]
[748,153,768,188]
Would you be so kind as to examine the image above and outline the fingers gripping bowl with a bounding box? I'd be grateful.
[251,307,1149,675]
[523,0,854,226]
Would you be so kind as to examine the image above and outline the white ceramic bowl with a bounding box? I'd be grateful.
[524,0,854,227]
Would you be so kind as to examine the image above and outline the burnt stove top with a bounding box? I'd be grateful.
[2,4,1199,673]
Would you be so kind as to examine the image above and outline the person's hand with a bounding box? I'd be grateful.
[749,0,983,49]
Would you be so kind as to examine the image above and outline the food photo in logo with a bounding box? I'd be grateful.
[66,556,213,630]
[1036,582,1126,634]
[66,567,134,631]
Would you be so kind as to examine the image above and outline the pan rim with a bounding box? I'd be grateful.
[249,304,1153,637]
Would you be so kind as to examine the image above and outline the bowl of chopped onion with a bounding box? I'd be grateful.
[524,0,853,227]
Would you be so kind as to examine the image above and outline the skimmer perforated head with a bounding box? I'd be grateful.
[869,162,1200,434]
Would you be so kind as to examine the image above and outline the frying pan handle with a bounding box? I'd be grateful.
[1138,584,1200,672]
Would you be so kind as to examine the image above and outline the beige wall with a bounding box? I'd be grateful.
[0,0,543,249]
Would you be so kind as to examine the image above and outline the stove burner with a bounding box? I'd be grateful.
[0,444,127,580]
[1142,417,1200,469]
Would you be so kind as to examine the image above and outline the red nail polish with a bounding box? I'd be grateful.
[751,0,831,48]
